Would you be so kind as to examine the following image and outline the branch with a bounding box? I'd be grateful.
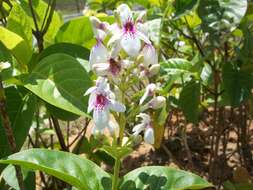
[51,116,69,152]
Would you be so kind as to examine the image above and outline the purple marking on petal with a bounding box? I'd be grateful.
[109,58,121,76]
[95,38,103,47]
[123,19,136,35]
[95,93,109,110]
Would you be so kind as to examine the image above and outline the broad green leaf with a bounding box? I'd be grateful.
[55,16,114,49]
[46,103,80,121]
[0,87,36,169]
[160,58,194,92]
[174,0,198,18]
[0,27,32,66]
[161,58,194,75]
[39,43,90,61]
[198,0,248,34]
[2,165,35,190]
[7,2,33,48]
[23,53,92,116]
[0,149,112,190]
[179,79,200,123]
[222,63,252,107]
[39,43,90,72]
[120,166,212,190]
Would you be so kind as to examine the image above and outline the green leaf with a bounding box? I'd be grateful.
[120,166,212,190]
[179,79,200,123]
[161,58,194,76]
[100,145,133,160]
[0,149,112,190]
[46,103,80,121]
[23,53,92,116]
[198,0,248,34]
[0,27,32,66]
[2,165,35,190]
[39,43,90,61]
[7,2,33,48]
[222,63,252,107]
[174,0,198,18]
[0,87,36,169]
[39,43,90,72]
[55,16,114,49]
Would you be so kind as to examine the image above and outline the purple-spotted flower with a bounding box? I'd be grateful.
[85,77,126,134]
[132,113,155,144]
[108,4,151,57]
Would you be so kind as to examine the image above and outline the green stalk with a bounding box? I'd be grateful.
[112,158,121,190]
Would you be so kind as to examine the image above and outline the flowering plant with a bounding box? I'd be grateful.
[0,3,212,190]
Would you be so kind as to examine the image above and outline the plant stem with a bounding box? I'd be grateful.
[0,77,25,190]
[112,158,120,190]
[51,116,69,151]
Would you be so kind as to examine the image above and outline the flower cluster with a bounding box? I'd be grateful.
[85,4,166,145]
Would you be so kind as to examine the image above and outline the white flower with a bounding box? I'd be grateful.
[132,113,155,144]
[85,77,126,133]
[139,83,156,105]
[108,4,151,57]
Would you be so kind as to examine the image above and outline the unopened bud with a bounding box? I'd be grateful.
[148,96,166,109]
[149,64,160,76]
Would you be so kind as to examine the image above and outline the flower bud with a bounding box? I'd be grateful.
[148,96,166,109]
[144,127,155,144]
[149,64,160,76]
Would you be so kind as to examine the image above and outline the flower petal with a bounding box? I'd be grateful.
[93,108,110,128]
[136,31,151,45]
[142,44,158,67]
[84,86,97,96]
[89,42,109,67]
[139,83,156,105]
[107,120,119,136]
[139,89,149,105]
[120,33,141,57]
[87,92,96,113]
[109,100,126,112]
[132,123,145,134]
[137,113,151,124]
[92,63,110,76]
[144,127,155,144]
[116,4,133,25]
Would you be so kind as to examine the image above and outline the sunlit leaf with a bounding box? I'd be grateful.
[0,149,112,190]
[24,53,92,116]
[120,166,212,190]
